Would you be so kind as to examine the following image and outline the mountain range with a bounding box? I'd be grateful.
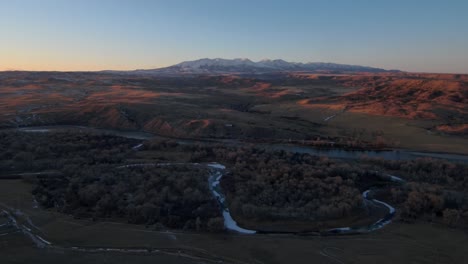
[119,58,396,75]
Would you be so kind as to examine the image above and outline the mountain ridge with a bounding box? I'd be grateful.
[122,58,399,75]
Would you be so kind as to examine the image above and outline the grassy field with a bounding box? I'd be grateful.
[257,101,468,154]
[1,179,467,264]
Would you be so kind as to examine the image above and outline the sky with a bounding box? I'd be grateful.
[1,0,467,73]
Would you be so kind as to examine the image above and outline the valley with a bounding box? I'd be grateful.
[0,127,467,263]
[3,1,468,263]
[0,68,467,263]
[1,71,466,154]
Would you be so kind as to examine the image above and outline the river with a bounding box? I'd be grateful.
[6,125,468,163]
[206,163,403,235]
[6,125,456,235]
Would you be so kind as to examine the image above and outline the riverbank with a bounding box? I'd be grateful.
[4,125,468,163]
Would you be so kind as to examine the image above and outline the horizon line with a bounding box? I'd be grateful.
[1,57,467,75]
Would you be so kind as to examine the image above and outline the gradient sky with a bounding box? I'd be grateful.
[1,0,467,73]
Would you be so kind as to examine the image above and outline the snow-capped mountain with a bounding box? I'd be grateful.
[128,58,393,75]
[169,58,266,73]
[257,59,302,70]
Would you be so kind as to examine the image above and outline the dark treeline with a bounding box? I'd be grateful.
[1,131,467,231]
[33,165,223,231]
[0,131,136,173]
[152,142,382,222]
[221,151,364,221]
[161,141,468,228]
[134,139,468,229]
[265,129,392,151]
[365,158,468,228]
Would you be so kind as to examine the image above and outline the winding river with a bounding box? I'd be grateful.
[7,125,467,235]
[206,162,404,235]
[117,162,403,235]
[207,163,257,234]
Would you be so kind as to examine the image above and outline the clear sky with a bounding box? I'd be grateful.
[1,0,467,73]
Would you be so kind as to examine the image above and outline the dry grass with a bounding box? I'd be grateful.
[0,71,466,154]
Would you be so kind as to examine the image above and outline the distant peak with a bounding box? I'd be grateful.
[141,58,392,75]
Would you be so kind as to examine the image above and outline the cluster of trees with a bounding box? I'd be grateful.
[3,131,467,231]
[0,132,223,231]
[0,131,136,173]
[279,129,392,151]
[175,144,369,221]
[390,183,468,228]
[367,158,468,228]
[223,151,364,221]
[172,142,468,229]
[33,164,223,231]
